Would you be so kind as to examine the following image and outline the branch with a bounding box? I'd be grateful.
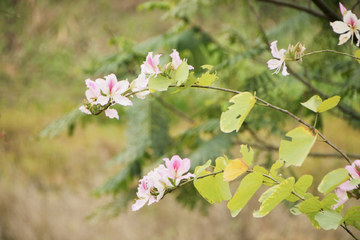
[257,0,327,19]
[155,96,195,124]
[341,224,359,240]
[311,0,341,21]
[171,84,352,164]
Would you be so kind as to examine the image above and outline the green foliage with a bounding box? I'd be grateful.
[258,177,295,217]
[286,175,313,202]
[317,168,350,194]
[239,144,254,166]
[198,65,218,86]
[301,95,341,113]
[193,157,231,204]
[174,62,189,86]
[342,206,360,230]
[315,210,343,230]
[227,172,263,215]
[38,108,83,138]
[149,75,174,91]
[279,127,317,167]
[220,92,256,133]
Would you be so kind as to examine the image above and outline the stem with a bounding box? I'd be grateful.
[341,223,359,240]
[302,49,360,61]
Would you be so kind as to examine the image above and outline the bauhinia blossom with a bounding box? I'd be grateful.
[130,73,150,99]
[170,49,194,70]
[140,52,162,76]
[333,159,360,209]
[132,155,195,211]
[330,6,360,46]
[79,79,101,114]
[267,41,289,76]
[96,73,132,106]
[164,155,195,185]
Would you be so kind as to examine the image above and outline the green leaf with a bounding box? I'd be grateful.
[315,210,342,230]
[193,164,231,204]
[220,92,256,133]
[286,175,313,202]
[194,159,212,181]
[253,165,268,175]
[342,206,360,223]
[317,168,350,194]
[259,185,278,203]
[354,49,360,64]
[298,197,323,213]
[290,206,302,215]
[270,160,284,177]
[259,177,295,216]
[300,95,341,113]
[198,65,218,86]
[174,61,189,86]
[322,193,340,212]
[172,72,196,94]
[214,156,229,172]
[227,172,263,213]
[317,96,341,113]
[279,127,317,167]
[214,158,232,201]
[240,144,254,166]
[148,75,173,91]
[301,95,323,113]
[253,209,265,218]
[350,178,360,187]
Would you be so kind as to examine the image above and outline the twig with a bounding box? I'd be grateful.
[257,0,327,19]
[247,0,270,47]
[341,223,359,240]
[303,49,360,61]
[155,96,195,124]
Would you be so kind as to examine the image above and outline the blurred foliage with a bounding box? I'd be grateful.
[36,0,360,218]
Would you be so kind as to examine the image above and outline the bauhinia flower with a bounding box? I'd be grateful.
[267,41,289,76]
[330,7,360,46]
[96,73,133,106]
[140,52,162,76]
[164,155,195,185]
[132,177,157,211]
[130,73,150,99]
[333,159,360,209]
[169,49,194,70]
[79,79,101,114]
[132,155,195,211]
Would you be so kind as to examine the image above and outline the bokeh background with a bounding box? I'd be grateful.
[1,0,359,239]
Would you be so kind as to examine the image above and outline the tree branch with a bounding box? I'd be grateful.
[257,0,327,19]
[311,0,341,21]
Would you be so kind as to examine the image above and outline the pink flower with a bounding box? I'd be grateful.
[267,41,289,76]
[345,159,360,179]
[132,177,157,211]
[330,10,360,46]
[170,49,194,70]
[333,160,360,209]
[164,155,195,185]
[339,2,347,16]
[95,73,132,106]
[140,52,162,76]
[79,79,101,115]
[130,73,150,99]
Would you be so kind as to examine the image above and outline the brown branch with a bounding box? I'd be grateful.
[155,96,195,124]
[257,0,327,19]
[311,0,341,21]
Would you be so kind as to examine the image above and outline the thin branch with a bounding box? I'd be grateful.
[303,49,360,61]
[155,96,195,124]
[257,0,327,19]
[170,84,352,164]
[341,224,359,240]
[247,0,270,47]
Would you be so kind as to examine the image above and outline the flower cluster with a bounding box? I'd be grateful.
[330,2,360,46]
[132,155,195,211]
[333,159,360,209]
[80,49,193,119]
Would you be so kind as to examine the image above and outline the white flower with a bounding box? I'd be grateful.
[267,41,289,76]
[330,11,360,46]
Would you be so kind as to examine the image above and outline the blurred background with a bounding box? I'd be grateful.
[1,0,359,239]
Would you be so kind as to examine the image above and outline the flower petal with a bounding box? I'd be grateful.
[132,198,148,211]
[267,59,282,70]
[96,95,110,105]
[79,106,91,114]
[330,21,350,34]
[281,62,290,76]
[270,41,280,59]
[112,95,133,106]
[105,108,119,120]
[343,11,358,26]
[339,2,347,16]
[339,31,352,45]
